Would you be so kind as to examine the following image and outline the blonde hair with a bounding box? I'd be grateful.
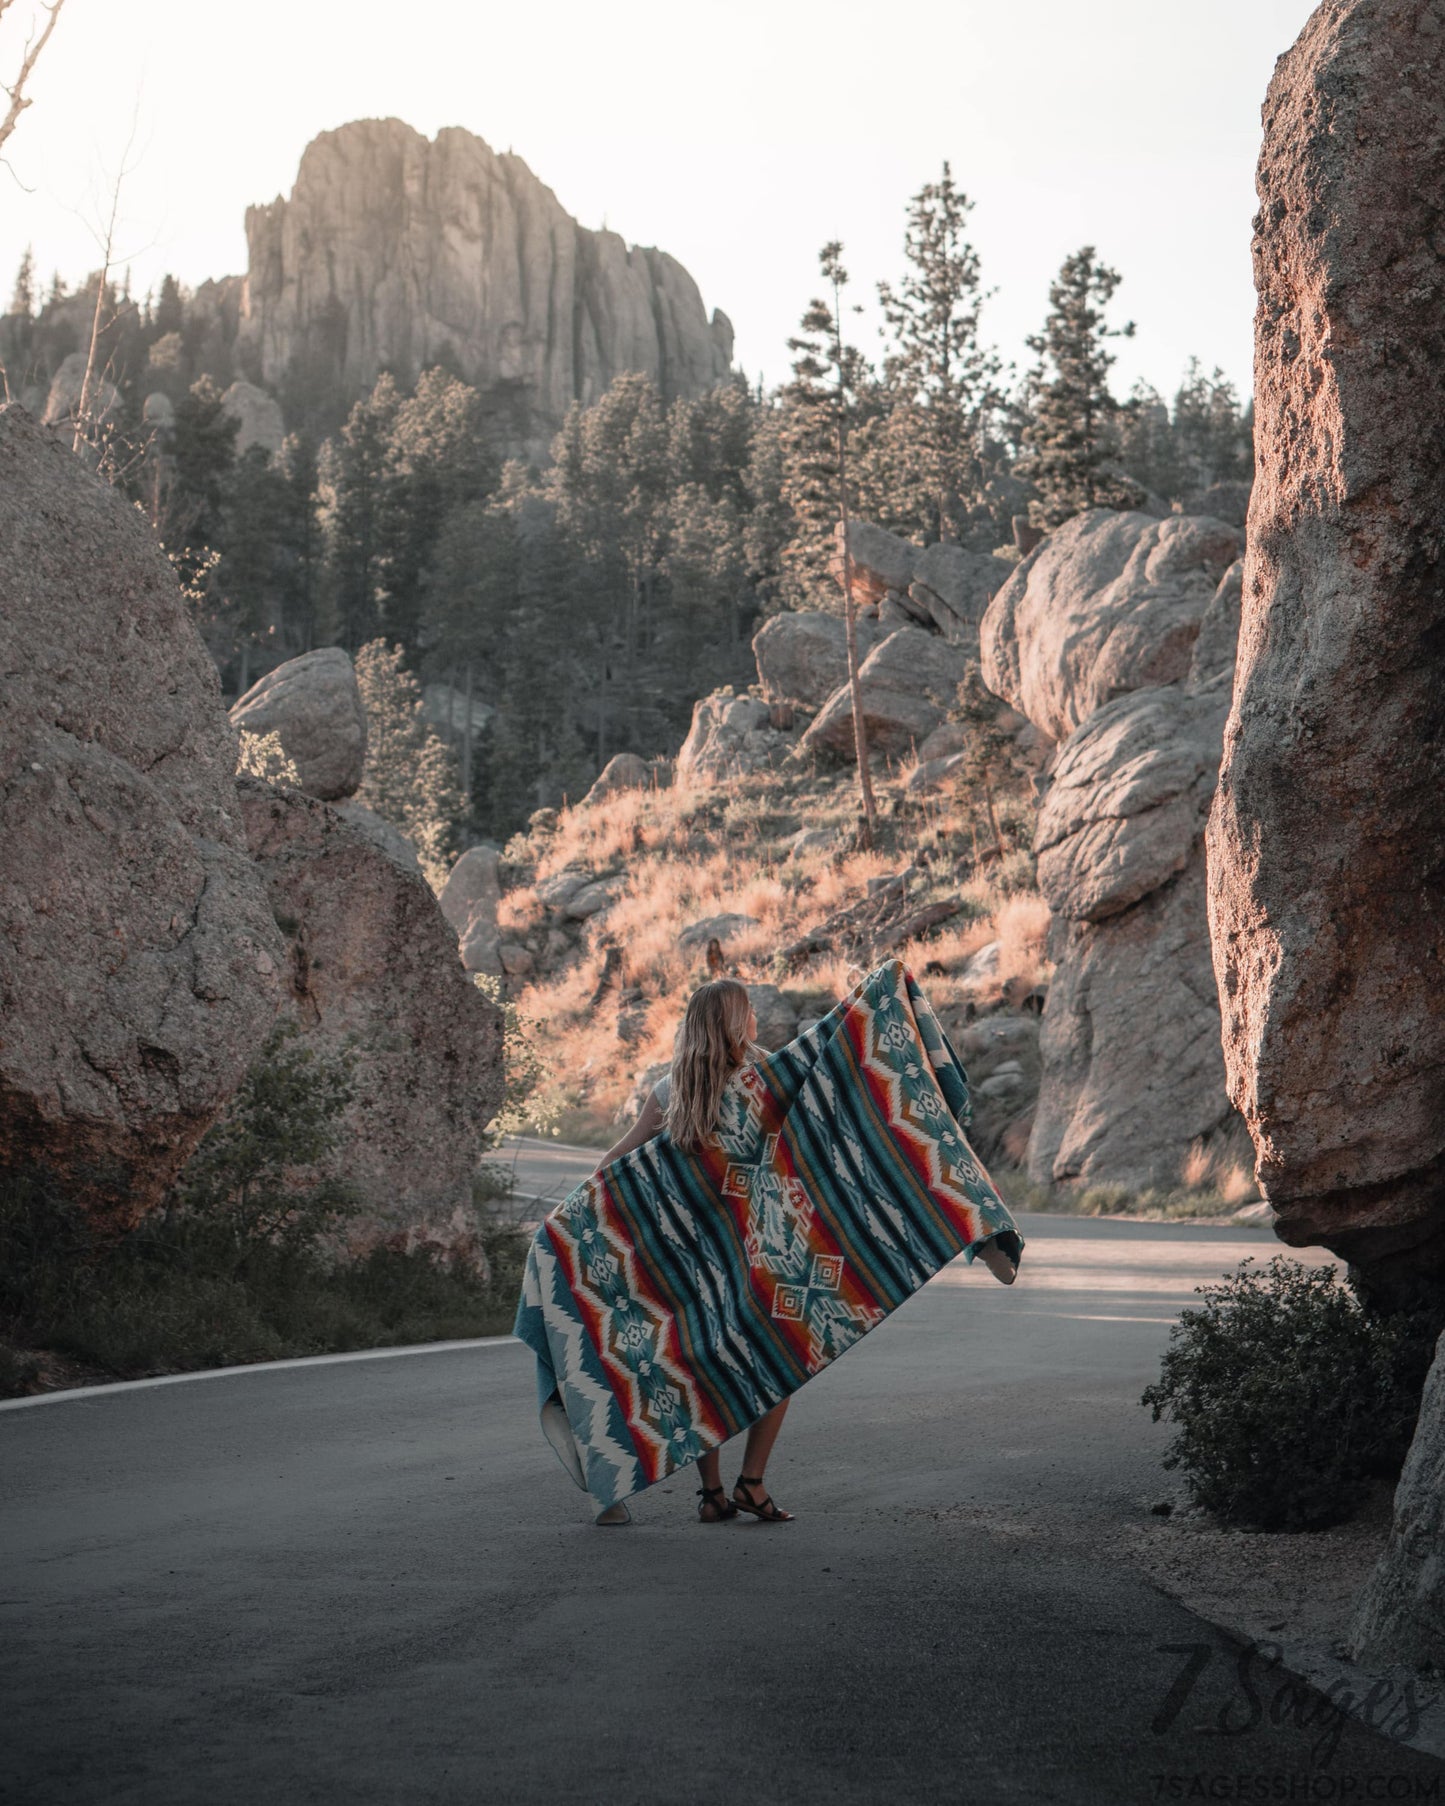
[665,979,760,1152]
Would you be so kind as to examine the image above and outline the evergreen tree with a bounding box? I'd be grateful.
[154,273,184,337]
[1016,247,1140,529]
[218,446,287,693]
[775,245,876,610]
[317,375,401,653]
[872,164,1002,544]
[164,374,240,547]
[275,433,323,652]
[9,247,34,317]
[353,639,464,889]
[381,367,497,647]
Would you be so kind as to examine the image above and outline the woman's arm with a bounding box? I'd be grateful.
[593,1088,665,1173]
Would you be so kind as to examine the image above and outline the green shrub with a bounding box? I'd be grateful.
[1141,1255,1442,1531]
[0,1026,534,1396]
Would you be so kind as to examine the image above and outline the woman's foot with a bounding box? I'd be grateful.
[696,1484,739,1523]
[732,1473,794,1521]
[593,1501,631,1526]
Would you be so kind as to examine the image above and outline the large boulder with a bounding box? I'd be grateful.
[0,405,284,1220]
[1033,845,1236,1189]
[677,692,787,784]
[40,351,121,429]
[1351,1327,1445,1673]
[581,751,649,806]
[981,509,1242,744]
[238,780,504,1258]
[219,380,285,458]
[230,647,368,801]
[1207,0,1445,1310]
[1028,679,1236,1187]
[752,611,885,709]
[438,844,502,975]
[831,519,915,605]
[799,629,972,761]
[977,485,1245,1190]
[1034,683,1228,924]
[908,544,1012,643]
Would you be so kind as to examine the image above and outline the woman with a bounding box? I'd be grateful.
[594,976,1019,1528]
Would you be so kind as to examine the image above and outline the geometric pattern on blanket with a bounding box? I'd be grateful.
[513,957,1024,1509]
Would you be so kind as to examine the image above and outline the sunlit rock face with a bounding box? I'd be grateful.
[1206,0,1445,1309]
[238,118,734,455]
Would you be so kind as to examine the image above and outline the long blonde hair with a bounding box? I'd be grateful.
[665,979,759,1151]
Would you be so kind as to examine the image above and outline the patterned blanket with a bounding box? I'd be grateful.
[513,957,1024,1508]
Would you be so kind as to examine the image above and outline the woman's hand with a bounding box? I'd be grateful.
[978,1236,1018,1285]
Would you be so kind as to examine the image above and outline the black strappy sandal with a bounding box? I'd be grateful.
[697,1484,739,1523]
[732,1473,794,1521]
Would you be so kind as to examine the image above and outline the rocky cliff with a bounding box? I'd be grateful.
[1206,0,1445,1309]
[237,118,734,451]
[1199,0,1445,1675]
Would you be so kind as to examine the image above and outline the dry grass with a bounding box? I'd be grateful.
[504,759,1053,1128]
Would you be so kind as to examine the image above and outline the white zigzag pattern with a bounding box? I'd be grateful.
[854,982,991,1233]
[531,1233,640,1502]
[552,1188,710,1473]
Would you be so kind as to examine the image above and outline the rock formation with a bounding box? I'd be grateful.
[981,510,1243,744]
[1206,0,1445,1308]
[439,844,503,975]
[238,780,504,1259]
[220,379,286,457]
[753,611,885,710]
[39,351,121,430]
[0,405,283,1219]
[1028,675,1238,1188]
[230,647,368,801]
[833,520,1012,646]
[581,752,650,806]
[799,628,973,762]
[238,119,734,453]
[1351,1323,1445,1673]
[981,508,1245,1189]
[677,692,795,784]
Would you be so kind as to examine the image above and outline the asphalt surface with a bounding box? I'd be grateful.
[4,1207,1441,1806]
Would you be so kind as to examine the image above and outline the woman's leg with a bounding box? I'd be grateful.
[740,1398,789,1480]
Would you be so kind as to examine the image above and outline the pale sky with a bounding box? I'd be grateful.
[1,0,1317,405]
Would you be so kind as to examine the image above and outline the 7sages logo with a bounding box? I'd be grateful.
[1151,1640,1439,1768]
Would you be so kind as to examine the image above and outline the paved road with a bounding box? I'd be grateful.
[4,1214,1441,1806]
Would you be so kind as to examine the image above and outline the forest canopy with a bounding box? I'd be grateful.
[0,168,1252,842]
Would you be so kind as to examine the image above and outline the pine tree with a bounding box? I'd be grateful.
[776,247,875,609]
[218,446,290,693]
[275,433,323,652]
[353,639,464,889]
[381,367,497,647]
[873,164,1002,544]
[317,375,401,653]
[1016,247,1139,529]
[9,247,34,317]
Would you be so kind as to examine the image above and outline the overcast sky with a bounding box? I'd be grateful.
[1,0,1317,404]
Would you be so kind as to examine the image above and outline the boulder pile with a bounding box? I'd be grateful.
[239,781,503,1262]
[981,507,1245,1189]
[0,404,505,1250]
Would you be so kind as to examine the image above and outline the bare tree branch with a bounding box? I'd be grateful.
[0,0,66,156]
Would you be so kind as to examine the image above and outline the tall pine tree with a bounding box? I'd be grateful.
[872,163,1002,545]
[1016,247,1139,529]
